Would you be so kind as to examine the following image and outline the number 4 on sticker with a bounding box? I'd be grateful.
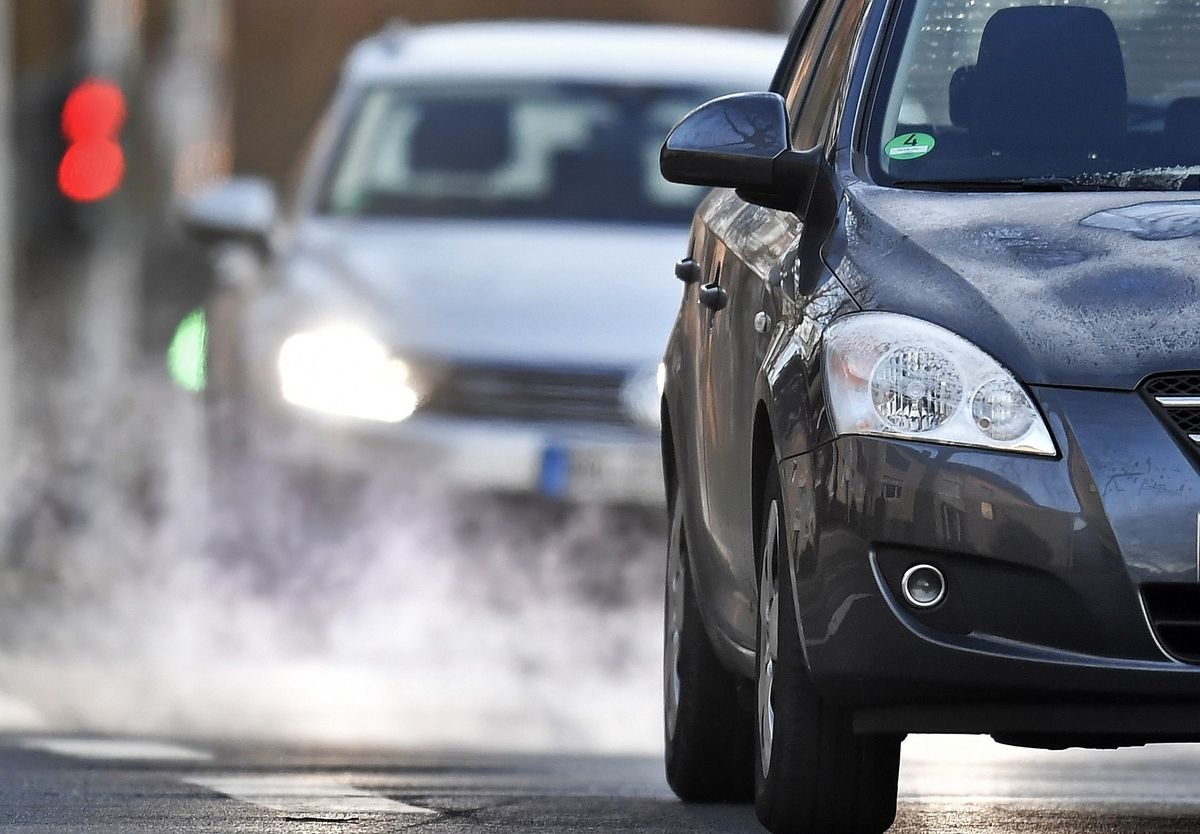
[885,132,936,161]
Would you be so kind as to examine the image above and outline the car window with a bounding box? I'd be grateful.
[792,0,870,149]
[869,0,1200,189]
[778,0,842,123]
[320,82,720,225]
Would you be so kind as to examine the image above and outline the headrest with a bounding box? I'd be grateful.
[948,65,975,129]
[967,6,1127,155]
[1167,97,1200,141]
[409,99,513,174]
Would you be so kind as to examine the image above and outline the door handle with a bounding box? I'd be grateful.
[698,282,728,312]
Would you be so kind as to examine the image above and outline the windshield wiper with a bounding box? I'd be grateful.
[891,176,1126,192]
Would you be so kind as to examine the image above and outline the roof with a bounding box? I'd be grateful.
[343,20,786,90]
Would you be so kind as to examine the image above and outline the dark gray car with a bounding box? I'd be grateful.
[659,2,1200,832]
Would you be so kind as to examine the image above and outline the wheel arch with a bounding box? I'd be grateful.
[751,398,816,677]
[661,397,677,512]
[751,401,777,565]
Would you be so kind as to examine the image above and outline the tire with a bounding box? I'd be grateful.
[664,483,755,803]
[754,463,902,834]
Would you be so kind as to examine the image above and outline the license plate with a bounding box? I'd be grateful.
[540,446,663,503]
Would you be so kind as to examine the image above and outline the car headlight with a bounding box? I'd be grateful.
[277,324,418,423]
[824,313,1055,455]
[621,363,666,430]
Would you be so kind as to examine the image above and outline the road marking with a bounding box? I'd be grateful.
[186,775,435,816]
[21,737,213,762]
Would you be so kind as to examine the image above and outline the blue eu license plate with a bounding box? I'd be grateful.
[539,444,571,498]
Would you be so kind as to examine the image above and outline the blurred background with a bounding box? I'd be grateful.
[0,1,800,753]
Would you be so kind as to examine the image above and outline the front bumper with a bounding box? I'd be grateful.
[255,403,665,506]
[783,385,1200,736]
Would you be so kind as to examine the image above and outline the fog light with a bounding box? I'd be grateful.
[901,564,946,609]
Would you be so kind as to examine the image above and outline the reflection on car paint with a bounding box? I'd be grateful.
[1082,200,1200,241]
[766,279,852,388]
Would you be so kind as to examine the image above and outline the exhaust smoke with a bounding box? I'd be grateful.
[0,371,666,754]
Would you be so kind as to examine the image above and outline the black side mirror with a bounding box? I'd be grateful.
[660,92,820,214]
[182,177,278,255]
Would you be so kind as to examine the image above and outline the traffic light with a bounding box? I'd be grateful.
[57,79,126,203]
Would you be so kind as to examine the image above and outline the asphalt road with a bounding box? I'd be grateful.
[6,732,1200,833]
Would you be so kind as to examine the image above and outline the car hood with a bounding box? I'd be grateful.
[837,186,1200,390]
[283,218,686,368]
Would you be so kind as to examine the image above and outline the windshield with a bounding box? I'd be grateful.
[869,0,1200,190]
[320,82,716,224]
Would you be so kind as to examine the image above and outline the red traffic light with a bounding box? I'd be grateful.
[62,79,126,142]
[59,141,126,203]
[58,79,127,203]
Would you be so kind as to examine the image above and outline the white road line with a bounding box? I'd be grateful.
[186,775,435,816]
[20,737,213,762]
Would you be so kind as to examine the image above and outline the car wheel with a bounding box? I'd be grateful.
[664,483,755,803]
[754,463,902,834]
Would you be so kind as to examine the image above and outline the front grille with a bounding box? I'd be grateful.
[419,362,632,426]
[1142,374,1200,445]
[1143,584,1200,663]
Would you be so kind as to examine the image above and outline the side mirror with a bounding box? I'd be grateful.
[182,177,277,252]
[660,92,819,214]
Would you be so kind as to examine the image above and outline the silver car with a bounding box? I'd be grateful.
[183,21,782,514]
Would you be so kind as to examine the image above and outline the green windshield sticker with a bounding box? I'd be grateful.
[885,132,936,161]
